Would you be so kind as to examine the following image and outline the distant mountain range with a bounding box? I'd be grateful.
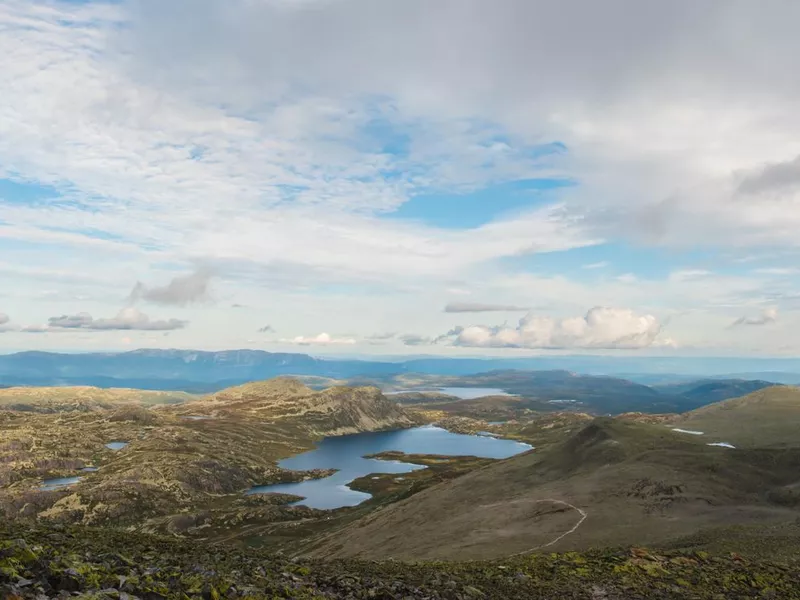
[0,349,790,415]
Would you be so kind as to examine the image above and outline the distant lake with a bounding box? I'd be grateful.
[387,387,514,400]
[105,442,128,451]
[247,426,531,509]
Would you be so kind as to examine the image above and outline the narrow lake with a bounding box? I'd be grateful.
[386,387,514,399]
[247,425,531,509]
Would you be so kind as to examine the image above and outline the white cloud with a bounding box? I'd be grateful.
[438,306,666,350]
[582,262,608,269]
[0,313,8,326]
[280,333,356,346]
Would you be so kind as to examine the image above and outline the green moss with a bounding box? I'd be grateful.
[1,522,799,599]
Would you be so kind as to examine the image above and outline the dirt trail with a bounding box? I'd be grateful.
[510,499,588,556]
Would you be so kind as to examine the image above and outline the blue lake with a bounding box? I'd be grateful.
[247,426,532,509]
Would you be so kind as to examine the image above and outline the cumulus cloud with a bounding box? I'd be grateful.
[129,268,214,307]
[281,333,356,346]
[438,307,665,349]
[444,302,529,313]
[48,308,187,331]
[731,308,778,327]
[257,324,275,333]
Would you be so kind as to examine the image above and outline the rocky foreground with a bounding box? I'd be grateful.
[2,523,799,599]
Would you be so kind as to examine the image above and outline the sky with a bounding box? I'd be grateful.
[1,0,800,356]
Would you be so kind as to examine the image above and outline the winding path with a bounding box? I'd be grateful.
[509,499,588,556]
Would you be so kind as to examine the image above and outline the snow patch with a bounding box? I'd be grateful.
[672,428,704,435]
[707,442,736,449]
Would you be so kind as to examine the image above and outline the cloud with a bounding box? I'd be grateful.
[281,333,356,346]
[0,313,8,326]
[582,262,608,269]
[731,308,778,327]
[367,332,397,340]
[48,308,187,331]
[438,306,665,349]
[399,334,433,346]
[257,325,274,333]
[444,302,529,313]
[738,155,800,195]
[129,268,214,307]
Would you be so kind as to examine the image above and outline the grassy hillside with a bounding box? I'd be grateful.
[670,385,800,448]
[306,418,800,561]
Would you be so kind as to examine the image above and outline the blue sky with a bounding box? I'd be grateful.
[1,0,800,356]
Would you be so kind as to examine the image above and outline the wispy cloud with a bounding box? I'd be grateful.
[47,308,187,331]
[731,308,778,327]
[399,333,433,346]
[443,302,528,313]
[257,324,274,333]
[129,267,214,306]
[581,261,608,269]
[367,332,397,340]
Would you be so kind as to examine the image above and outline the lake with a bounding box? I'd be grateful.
[247,425,531,509]
[105,442,129,451]
[386,387,514,400]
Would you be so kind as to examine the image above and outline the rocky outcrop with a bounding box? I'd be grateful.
[196,377,416,435]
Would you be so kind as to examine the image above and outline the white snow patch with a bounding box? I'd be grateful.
[707,442,736,449]
[672,428,704,435]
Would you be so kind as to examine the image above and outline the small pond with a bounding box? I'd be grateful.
[247,425,531,509]
[41,476,81,491]
[105,442,129,451]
